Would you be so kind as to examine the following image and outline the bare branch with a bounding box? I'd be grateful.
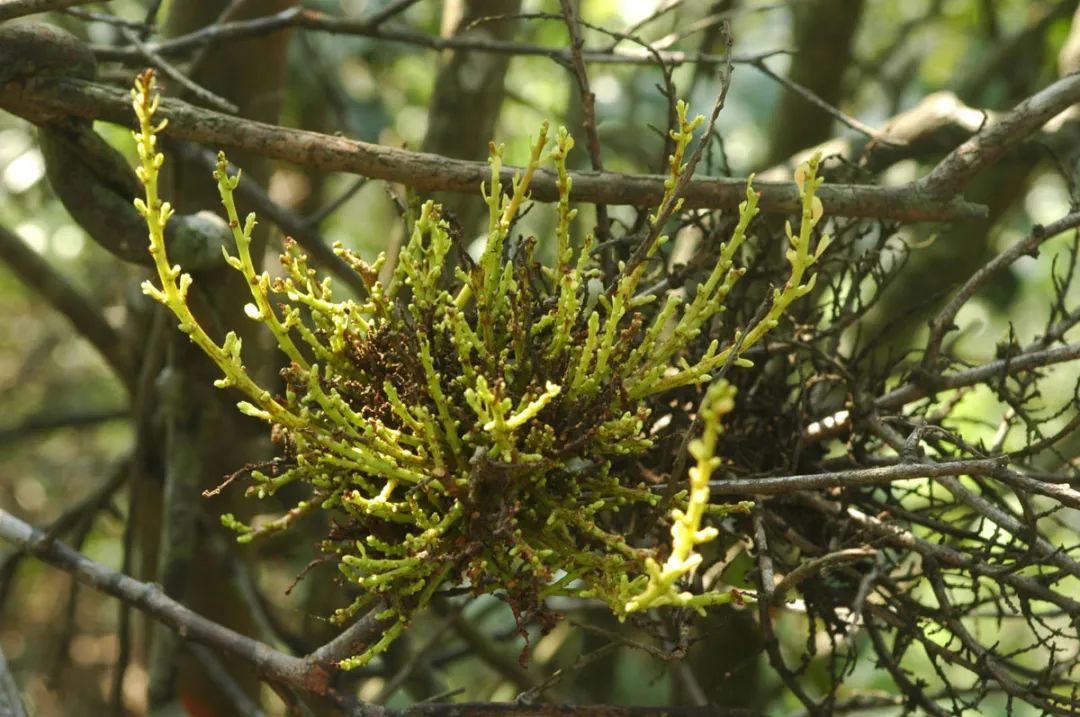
[559,0,611,242]
[88,5,776,70]
[372,703,736,717]
[879,342,1080,409]
[0,75,987,222]
[924,210,1080,367]
[173,142,368,297]
[118,27,238,113]
[0,406,128,445]
[751,58,895,145]
[918,71,1080,197]
[771,548,876,605]
[805,342,1080,442]
[708,457,1008,495]
[185,643,269,717]
[0,0,100,22]
[0,507,374,696]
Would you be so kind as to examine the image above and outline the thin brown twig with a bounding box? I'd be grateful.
[0,406,128,445]
[559,0,611,244]
[707,456,1009,495]
[750,58,900,145]
[624,22,734,273]
[119,27,238,113]
[770,548,876,605]
[805,342,1080,442]
[924,210,1080,367]
[173,142,368,297]
[185,643,269,717]
[366,0,423,28]
[87,5,781,69]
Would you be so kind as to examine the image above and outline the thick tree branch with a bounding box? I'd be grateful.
[917,71,1080,197]
[0,507,384,696]
[0,0,98,22]
[0,75,985,222]
[0,506,735,717]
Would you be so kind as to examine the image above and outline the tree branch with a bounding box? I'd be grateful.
[370,705,741,717]
[0,505,741,717]
[0,507,376,696]
[0,74,986,222]
[924,210,1080,367]
[917,71,1080,197]
[0,0,99,22]
[804,342,1080,442]
[88,5,775,70]
[707,457,1008,495]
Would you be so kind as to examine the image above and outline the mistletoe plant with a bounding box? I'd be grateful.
[132,70,829,668]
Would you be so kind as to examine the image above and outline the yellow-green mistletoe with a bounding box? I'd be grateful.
[132,70,829,668]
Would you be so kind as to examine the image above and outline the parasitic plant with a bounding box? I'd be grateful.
[132,70,829,667]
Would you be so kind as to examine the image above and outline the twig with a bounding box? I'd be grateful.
[434,603,547,698]
[559,0,611,243]
[707,456,1009,495]
[0,406,128,445]
[0,507,380,696]
[63,7,149,31]
[111,308,165,716]
[880,342,1080,409]
[366,0,423,28]
[751,507,775,604]
[0,0,99,22]
[805,342,1080,442]
[770,548,876,605]
[625,26,734,272]
[88,5,780,69]
[751,58,898,145]
[0,74,988,222]
[924,210,1080,367]
[374,703,738,716]
[797,492,1080,616]
[303,176,368,229]
[173,142,368,297]
[514,641,619,705]
[307,605,393,668]
[119,27,238,113]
